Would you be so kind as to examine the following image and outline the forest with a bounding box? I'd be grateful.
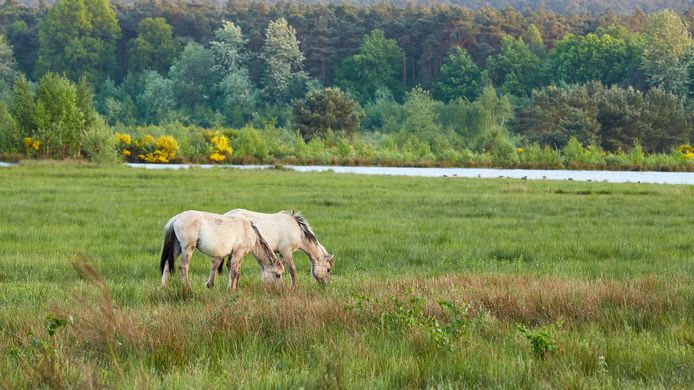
[0,0,693,168]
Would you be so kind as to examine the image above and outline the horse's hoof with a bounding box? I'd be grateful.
[206,282,213,288]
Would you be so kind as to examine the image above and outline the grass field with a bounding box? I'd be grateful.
[0,162,693,388]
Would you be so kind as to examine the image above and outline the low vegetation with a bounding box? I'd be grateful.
[0,163,692,387]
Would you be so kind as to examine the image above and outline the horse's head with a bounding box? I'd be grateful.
[311,254,334,285]
[261,260,284,285]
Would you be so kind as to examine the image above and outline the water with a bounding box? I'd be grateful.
[125,163,694,185]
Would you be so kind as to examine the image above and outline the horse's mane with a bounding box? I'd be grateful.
[250,221,281,266]
[289,210,318,245]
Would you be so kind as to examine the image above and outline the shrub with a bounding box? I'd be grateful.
[131,134,179,163]
[113,132,132,160]
[230,125,268,162]
[205,130,232,163]
[517,323,559,358]
[81,117,118,164]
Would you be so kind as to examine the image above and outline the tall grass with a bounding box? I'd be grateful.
[0,162,692,388]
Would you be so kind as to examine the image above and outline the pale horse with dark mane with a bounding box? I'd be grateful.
[224,209,334,286]
[160,210,285,290]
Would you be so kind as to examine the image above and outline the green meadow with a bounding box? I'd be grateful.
[0,162,692,388]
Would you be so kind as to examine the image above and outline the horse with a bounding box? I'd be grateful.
[160,210,285,291]
[224,209,334,286]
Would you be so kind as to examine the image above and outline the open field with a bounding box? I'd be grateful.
[0,162,693,388]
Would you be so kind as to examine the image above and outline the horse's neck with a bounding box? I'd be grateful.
[301,240,324,264]
[251,247,268,269]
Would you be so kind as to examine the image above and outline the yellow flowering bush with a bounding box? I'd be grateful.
[206,131,232,163]
[677,144,694,160]
[23,137,41,156]
[134,134,179,163]
[113,132,132,160]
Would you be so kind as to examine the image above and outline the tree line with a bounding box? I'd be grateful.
[0,0,693,164]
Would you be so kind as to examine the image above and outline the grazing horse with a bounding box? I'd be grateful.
[160,210,284,290]
[224,209,334,286]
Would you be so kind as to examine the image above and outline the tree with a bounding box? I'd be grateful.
[168,41,215,112]
[486,35,542,97]
[292,87,362,140]
[138,70,176,124]
[511,84,600,149]
[336,29,403,104]
[641,10,693,95]
[0,101,20,153]
[33,72,85,158]
[127,17,180,74]
[546,33,633,86]
[402,86,439,136]
[261,18,306,104]
[11,74,35,136]
[432,47,482,102]
[210,20,256,125]
[522,24,546,58]
[210,20,249,73]
[35,0,120,82]
[0,33,18,92]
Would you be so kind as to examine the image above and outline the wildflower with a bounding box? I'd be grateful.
[206,130,232,163]
[209,152,226,162]
[114,132,131,145]
[122,149,131,158]
[516,147,524,154]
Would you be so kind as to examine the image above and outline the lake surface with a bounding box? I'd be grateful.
[125,163,694,185]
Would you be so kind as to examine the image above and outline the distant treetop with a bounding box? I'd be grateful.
[4,0,692,15]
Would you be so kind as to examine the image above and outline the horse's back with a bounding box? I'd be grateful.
[224,209,301,250]
[171,210,253,256]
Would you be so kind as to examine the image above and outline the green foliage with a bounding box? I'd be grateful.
[361,88,404,133]
[522,24,545,58]
[33,72,84,158]
[292,87,362,140]
[35,0,120,82]
[486,35,542,96]
[261,18,307,104]
[138,70,176,124]
[11,74,35,136]
[379,294,468,351]
[0,33,18,91]
[642,10,693,95]
[513,83,600,149]
[432,47,481,102]
[230,125,269,162]
[547,32,633,86]
[80,116,117,164]
[517,323,560,358]
[0,101,21,153]
[127,17,180,74]
[336,29,403,103]
[168,42,215,111]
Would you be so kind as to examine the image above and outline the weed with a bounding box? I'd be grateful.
[517,322,561,358]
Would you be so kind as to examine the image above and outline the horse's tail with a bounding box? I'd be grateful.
[251,221,283,270]
[160,219,177,275]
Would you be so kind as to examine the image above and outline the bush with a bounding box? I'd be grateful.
[81,117,118,164]
[126,134,180,163]
[230,126,268,162]
[0,102,21,153]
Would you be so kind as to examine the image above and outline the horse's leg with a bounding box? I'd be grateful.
[161,242,181,288]
[281,250,297,288]
[227,251,244,290]
[179,245,194,291]
[206,257,224,288]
